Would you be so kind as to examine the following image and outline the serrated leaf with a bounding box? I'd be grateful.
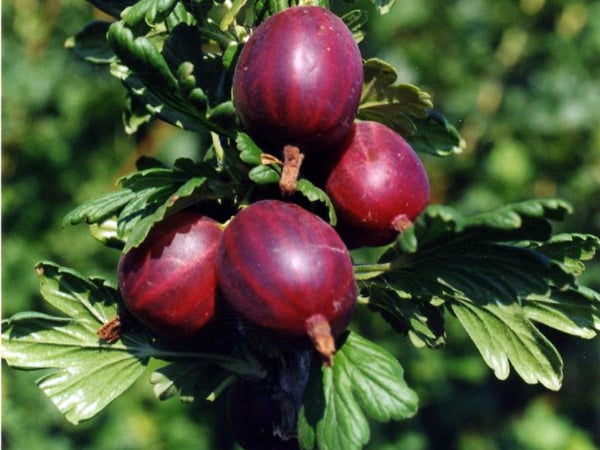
[108,22,178,91]
[66,21,114,64]
[236,132,263,165]
[358,199,599,389]
[295,179,337,226]
[121,0,178,27]
[524,287,600,338]
[65,159,233,248]
[408,110,465,156]
[450,299,563,390]
[248,164,281,184]
[342,10,368,43]
[359,58,433,137]
[369,286,445,348]
[63,190,136,227]
[122,175,208,251]
[0,262,151,424]
[528,233,600,277]
[298,332,418,450]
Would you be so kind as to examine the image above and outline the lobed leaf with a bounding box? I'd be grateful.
[0,262,151,424]
[359,59,432,138]
[358,199,600,389]
[298,332,418,450]
[121,0,179,27]
[64,158,234,250]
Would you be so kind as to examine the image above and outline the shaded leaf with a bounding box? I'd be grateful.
[298,332,418,450]
[409,110,465,156]
[150,361,231,402]
[357,199,600,389]
[121,0,179,27]
[65,20,114,64]
[524,287,600,339]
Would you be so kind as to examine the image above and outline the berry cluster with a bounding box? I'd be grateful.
[117,6,430,449]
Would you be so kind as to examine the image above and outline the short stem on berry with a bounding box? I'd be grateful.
[279,145,305,195]
[305,313,336,367]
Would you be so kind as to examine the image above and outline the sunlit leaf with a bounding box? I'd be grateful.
[0,262,151,424]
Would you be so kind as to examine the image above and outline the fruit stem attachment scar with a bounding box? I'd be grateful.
[305,313,336,366]
[279,145,305,196]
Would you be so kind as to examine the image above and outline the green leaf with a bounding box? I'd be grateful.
[64,158,233,250]
[65,21,115,64]
[359,58,433,137]
[236,132,264,165]
[408,109,465,156]
[122,175,209,252]
[341,10,368,43]
[1,262,151,424]
[121,0,178,27]
[108,22,178,91]
[528,233,600,277]
[369,286,446,348]
[357,199,600,389]
[150,361,232,402]
[298,332,418,450]
[295,179,337,226]
[63,190,136,227]
[368,0,396,15]
[449,299,563,391]
[248,164,281,184]
[523,287,600,339]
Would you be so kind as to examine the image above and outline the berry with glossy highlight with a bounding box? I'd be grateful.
[118,211,222,342]
[232,6,363,152]
[325,121,430,247]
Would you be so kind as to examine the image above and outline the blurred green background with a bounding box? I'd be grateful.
[2,0,599,449]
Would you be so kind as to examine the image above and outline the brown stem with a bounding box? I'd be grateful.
[97,315,122,344]
[305,314,336,367]
[279,145,305,196]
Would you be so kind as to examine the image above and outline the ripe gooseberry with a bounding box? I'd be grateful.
[216,200,356,365]
[118,211,222,342]
[324,121,430,247]
[232,6,363,153]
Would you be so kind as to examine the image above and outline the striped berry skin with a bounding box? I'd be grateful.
[118,211,222,342]
[325,121,430,247]
[232,6,363,152]
[216,200,356,340]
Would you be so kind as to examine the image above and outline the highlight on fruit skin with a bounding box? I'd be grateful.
[117,211,222,342]
[324,121,431,247]
[232,5,364,153]
[216,200,357,365]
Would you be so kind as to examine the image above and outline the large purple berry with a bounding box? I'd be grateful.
[216,200,356,364]
[325,121,430,247]
[232,6,363,152]
[118,211,222,342]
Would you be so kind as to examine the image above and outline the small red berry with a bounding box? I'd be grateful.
[216,200,356,364]
[233,6,363,152]
[118,211,222,342]
[325,121,430,247]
